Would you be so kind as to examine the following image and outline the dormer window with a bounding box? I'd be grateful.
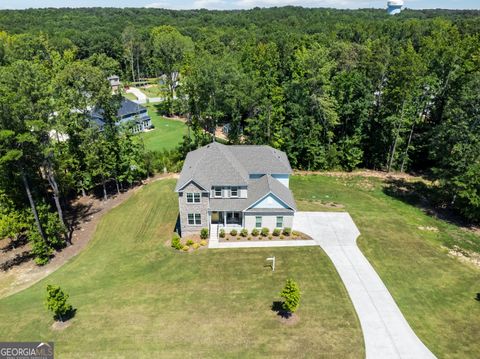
[230,187,238,197]
[214,187,222,198]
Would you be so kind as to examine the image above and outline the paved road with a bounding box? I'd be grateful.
[126,87,148,103]
[294,212,436,359]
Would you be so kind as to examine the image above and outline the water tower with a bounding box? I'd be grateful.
[387,0,404,15]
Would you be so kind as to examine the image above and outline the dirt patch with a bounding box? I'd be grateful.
[446,246,480,268]
[418,226,439,232]
[51,320,72,331]
[278,313,300,326]
[0,173,178,299]
[294,169,427,182]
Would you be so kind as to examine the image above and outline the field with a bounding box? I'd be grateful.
[291,174,480,358]
[0,178,364,358]
[139,104,187,152]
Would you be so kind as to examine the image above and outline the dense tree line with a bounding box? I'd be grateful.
[0,7,479,264]
[0,36,146,264]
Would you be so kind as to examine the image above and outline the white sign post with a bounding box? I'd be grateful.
[266,256,275,271]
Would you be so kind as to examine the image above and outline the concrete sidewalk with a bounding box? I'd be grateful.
[294,212,436,359]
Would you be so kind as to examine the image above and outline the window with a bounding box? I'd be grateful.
[255,216,262,228]
[188,213,201,225]
[230,187,238,197]
[276,216,283,228]
[186,193,201,203]
[214,187,222,198]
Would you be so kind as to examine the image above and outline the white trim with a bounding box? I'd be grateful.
[176,179,208,192]
[242,192,293,212]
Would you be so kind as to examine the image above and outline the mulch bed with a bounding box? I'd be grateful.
[219,231,312,243]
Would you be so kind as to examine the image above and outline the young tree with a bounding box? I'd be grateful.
[280,279,301,314]
[45,284,73,322]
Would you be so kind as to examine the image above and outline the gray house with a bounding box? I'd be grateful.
[175,142,296,237]
[91,98,152,133]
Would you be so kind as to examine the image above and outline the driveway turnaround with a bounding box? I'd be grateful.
[294,212,436,359]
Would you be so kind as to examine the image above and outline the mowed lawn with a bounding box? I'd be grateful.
[291,174,480,358]
[0,179,364,358]
[139,104,186,152]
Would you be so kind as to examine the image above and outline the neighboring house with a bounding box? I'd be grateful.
[108,75,120,92]
[91,98,152,133]
[175,142,296,237]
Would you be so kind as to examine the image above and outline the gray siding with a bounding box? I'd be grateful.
[244,212,294,231]
[178,182,209,236]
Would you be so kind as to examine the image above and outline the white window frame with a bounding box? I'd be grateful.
[230,187,238,198]
[188,213,201,225]
[276,216,283,228]
[186,193,201,203]
[186,193,193,203]
[214,187,222,198]
[255,216,262,228]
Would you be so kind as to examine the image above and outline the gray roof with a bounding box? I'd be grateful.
[175,142,292,192]
[91,98,150,127]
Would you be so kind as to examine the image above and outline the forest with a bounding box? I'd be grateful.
[0,7,479,264]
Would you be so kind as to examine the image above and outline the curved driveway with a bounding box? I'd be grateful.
[294,212,436,359]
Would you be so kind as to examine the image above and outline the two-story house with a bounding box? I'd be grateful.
[175,142,296,237]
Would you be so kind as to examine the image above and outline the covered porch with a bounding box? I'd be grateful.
[210,211,243,228]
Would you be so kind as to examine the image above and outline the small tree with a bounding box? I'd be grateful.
[280,279,301,314]
[45,285,73,322]
[200,228,209,240]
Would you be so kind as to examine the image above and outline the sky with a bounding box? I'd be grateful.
[0,0,479,11]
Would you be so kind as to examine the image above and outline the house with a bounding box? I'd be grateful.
[175,142,296,237]
[108,75,120,92]
[91,98,152,133]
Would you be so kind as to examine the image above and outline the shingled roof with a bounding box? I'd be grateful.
[175,142,292,192]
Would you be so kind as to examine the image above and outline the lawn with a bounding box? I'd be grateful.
[291,174,480,358]
[139,104,187,152]
[0,179,364,358]
[141,84,167,98]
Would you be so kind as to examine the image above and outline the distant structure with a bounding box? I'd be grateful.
[108,75,120,92]
[387,0,404,15]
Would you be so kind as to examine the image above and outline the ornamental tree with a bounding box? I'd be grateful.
[45,285,73,322]
[280,279,301,314]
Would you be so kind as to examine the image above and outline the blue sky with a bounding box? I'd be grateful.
[0,0,479,11]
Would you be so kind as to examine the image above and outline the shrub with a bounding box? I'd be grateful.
[45,285,73,322]
[283,227,292,236]
[171,233,182,250]
[273,228,281,236]
[237,237,240,240]
[261,227,269,237]
[251,228,259,236]
[230,229,238,236]
[248,236,252,240]
[280,235,285,239]
[219,229,225,238]
[292,230,300,237]
[182,245,190,251]
[280,279,301,314]
[200,240,207,246]
[192,243,200,249]
[268,235,273,240]
[200,228,209,240]
[240,228,248,237]
[186,239,194,246]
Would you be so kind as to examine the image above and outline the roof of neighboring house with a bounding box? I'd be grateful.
[108,75,120,86]
[91,98,149,126]
[208,174,297,212]
[175,142,292,192]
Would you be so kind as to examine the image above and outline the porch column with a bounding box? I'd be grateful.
[223,211,226,227]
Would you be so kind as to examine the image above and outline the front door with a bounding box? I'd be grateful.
[211,211,225,225]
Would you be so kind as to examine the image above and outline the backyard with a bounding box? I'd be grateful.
[139,104,187,152]
[0,174,478,358]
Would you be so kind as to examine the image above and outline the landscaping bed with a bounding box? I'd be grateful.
[170,230,208,252]
[218,227,312,242]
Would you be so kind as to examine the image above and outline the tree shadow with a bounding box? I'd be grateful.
[55,307,77,322]
[0,234,29,253]
[0,251,35,271]
[173,214,181,236]
[64,202,101,243]
[476,293,480,302]
[382,178,475,229]
[271,301,292,319]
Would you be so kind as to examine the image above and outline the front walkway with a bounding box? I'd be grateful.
[294,212,436,359]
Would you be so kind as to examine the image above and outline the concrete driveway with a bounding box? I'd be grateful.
[294,212,436,359]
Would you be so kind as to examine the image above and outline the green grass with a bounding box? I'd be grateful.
[139,104,187,152]
[291,174,480,358]
[123,92,137,101]
[0,179,364,358]
[141,84,167,98]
